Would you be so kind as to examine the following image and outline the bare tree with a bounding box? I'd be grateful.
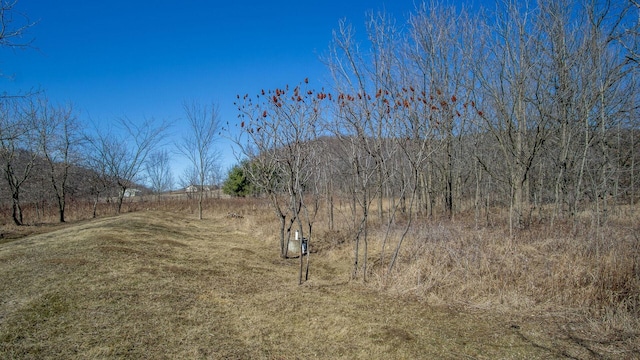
[326,15,401,281]
[176,101,221,220]
[87,117,169,214]
[409,3,481,220]
[0,97,37,225]
[470,0,551,234]
[0,1,38,224]
[0,0,38,98]
[145,149,174,194]
[231,97,289,257]
[235,79,327,285]
[34,98,82,223]
[622,0,639,64]
[0,0,35,49]
[83,146,113,218]
[526,0,637,228]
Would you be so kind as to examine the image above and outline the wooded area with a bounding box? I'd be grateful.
[233,0,639,283]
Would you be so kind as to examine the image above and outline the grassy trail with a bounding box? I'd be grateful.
[0,210,608,359]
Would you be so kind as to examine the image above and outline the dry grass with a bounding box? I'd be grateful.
[357,207,640,359]
[1,197,638,359]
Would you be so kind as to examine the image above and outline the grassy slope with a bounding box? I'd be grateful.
[0,210,619,359]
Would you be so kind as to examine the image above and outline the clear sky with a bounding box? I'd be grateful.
[0,0,447,183]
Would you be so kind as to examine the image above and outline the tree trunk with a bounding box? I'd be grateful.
[93,195,99,218]
[474,159,482,229]
[279,213,287,258]
[11,193,23,226]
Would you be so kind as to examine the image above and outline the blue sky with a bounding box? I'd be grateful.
[1,0,448,183]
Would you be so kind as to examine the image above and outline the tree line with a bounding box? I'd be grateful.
[0,92,228,225]
[232,0,639,281]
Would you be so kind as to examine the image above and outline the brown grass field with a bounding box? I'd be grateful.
[0,197,638,359]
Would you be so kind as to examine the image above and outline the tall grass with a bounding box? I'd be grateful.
[296,199,639,340]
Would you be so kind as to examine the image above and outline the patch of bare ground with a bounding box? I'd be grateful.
[0,205,637,359]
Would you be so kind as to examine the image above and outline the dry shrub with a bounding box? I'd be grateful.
[311,228,350,253]
[360,211,640,341]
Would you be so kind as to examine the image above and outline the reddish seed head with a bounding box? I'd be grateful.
[451,95,457,102]
[262,110,267,118]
